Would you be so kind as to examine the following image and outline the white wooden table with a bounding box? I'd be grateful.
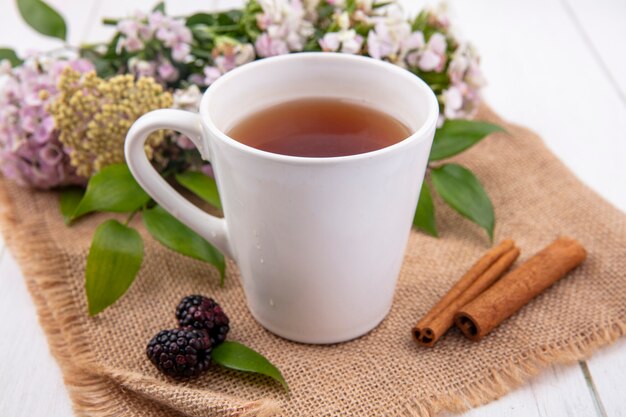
[1,0,625,415]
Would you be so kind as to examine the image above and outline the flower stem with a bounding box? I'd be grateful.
[125,210,139,226]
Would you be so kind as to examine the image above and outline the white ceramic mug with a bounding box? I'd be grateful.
[125,53,438,344]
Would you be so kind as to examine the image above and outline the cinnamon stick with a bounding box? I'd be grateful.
[455,236,587,341]
[413,239,519,347]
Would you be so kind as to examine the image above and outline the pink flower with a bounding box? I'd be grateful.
[157,60,179,82]
[123,36,144,53]
[148,11,166,31]
[255,33,289,57]
[366,11,412,62]
[255,0,313,54]
[401,31,425,66]
[367,23,395,60]
[320,33,341,52]
[442,82,480,120]
[402,32,425,51]
[116,11,192,65]
[172,43,190,62]
[442,85,463,118]
[117,19,140,38]
[320,30,363,54]
[176,135,196,150]
[188,73,205,85]
[417,33,447,72]
[203,66,222,85]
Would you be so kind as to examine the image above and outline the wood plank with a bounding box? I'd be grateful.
[0,251,74,417]
[448,0,626,213]
[446,363,600,417]
[564,0,626,101]
[445,0,625,415]
[586,338,626,417]
[548,2,626,414]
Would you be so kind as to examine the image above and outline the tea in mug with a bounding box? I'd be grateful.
[227,98,411,158]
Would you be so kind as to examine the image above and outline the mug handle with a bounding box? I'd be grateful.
[125,109,233,259]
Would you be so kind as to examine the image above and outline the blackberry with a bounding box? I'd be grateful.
[146,328,211,379]
[176,295,230,346]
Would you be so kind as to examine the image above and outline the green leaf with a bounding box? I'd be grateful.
[187,13,216,27]
[413,181,437,237]
[86,220,144,316]
[59,187,84,225]
[142,206,226,284]
[429,120,504,161]
[152,1,165,13]
[212,341,288,391]
[175,171,222,210]
[72,164,150,220]
[431,163,495,240]
[217,10,243,26]
[0,48,23,66]
[16,0,67,40]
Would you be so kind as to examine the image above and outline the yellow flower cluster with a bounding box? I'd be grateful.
[49,68,173,177]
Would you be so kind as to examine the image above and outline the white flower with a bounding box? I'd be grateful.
[440,43,484,120]
[443,85,463,119]
[417,32,447,72]
[442,81,481,120]
[336,11,350,29]
[320,30,363,54]
[128,57,156,78]
[256,0,314,55]
[366,7,412,62]
[172,85,202,112]
[0,59,12,76]
[255,33,290,57]
[235,43,256,66]
[400,31,425,67]
[448,44,485,88]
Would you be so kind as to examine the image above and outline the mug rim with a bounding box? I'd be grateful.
[200,52,439,164]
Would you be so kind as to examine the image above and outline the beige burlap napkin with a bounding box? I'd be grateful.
[1,107,625,416]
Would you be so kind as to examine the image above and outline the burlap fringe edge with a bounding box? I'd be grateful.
[402,319,626,417]
[0,186,280,417]
[1,185,624,417]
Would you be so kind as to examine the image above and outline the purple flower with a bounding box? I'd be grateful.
[0,54,93,189]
